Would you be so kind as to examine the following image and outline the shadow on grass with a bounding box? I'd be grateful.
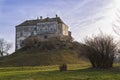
[36,66,120,75]
[72,67,120,73]
[1,67,120,80]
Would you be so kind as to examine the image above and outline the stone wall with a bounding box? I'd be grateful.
[16,22,70,50]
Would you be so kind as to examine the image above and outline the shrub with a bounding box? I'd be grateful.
[59,64,67,71]
[79,34,117,68]
[21,36,80,51]
[21,36,41,49]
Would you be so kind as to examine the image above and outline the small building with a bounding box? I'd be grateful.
[15,15,71,50]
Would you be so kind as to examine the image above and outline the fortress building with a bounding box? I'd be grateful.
[15,15,71,50]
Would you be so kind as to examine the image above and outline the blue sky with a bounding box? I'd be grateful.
[0,0,120,53]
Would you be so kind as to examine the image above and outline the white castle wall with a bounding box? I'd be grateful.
[16,22,69,50]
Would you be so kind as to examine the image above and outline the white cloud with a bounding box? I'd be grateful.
[65,0,120,41]
[1,0,120,53]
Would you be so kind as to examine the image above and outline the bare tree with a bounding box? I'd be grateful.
[79,34,117,68]
[0,38,12,56]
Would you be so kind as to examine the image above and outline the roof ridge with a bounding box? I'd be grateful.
[16,17,64,27]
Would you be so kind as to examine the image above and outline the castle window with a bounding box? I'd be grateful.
[45,28,48,32]
[31,27,37,35]
[45,28,47,31]
[20,40,24,47]
[34,27,37,31]
[50,28,55,32]
[44,35,48,39]
[50,28,53,31]
[24,27,28,32]
[31,31,34,35]
[20,32,23,37]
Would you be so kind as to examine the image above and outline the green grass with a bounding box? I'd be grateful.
[0,49,81,67]
[0,63,120,80]
[0,49,120,80]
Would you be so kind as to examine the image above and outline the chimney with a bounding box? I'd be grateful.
[37,17,39,20]
[40,16,42,19]
[56,14,58,18]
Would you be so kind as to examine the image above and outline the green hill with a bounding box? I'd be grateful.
[0,49,81,67]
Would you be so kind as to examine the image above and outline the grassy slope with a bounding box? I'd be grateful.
[0,49,120,80]
[0,49,82,67]
[0,64,120,80]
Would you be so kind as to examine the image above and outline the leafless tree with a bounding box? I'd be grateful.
[0,38,12,56]
[79,34,117,68]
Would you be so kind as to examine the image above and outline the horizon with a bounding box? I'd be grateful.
[0,0,120,53]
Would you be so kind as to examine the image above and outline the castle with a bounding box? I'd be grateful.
[15,15,71,50]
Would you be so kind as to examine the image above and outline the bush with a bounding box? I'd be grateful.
[59,64,67,71]
[21,36,80,51]
[21,36,41,49]
[80,34,117,68]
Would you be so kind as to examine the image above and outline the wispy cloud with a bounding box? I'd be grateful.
[0,0,118,53]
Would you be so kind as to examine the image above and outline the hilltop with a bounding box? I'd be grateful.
[0,36,84,67]
[0,48,82,67]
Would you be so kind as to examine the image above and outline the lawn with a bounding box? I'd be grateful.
[0,63,120,80]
